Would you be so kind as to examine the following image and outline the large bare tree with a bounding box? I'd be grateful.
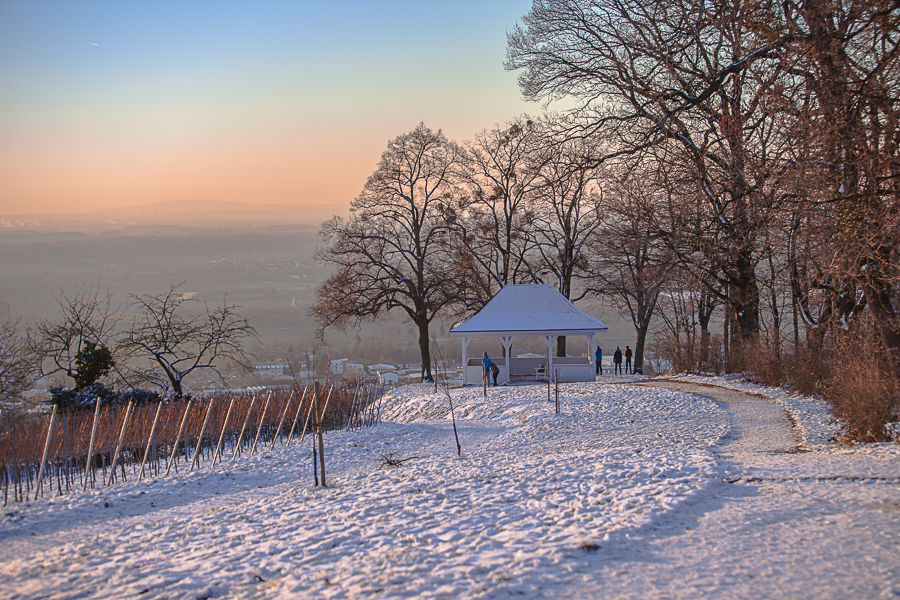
[531,133,605,355]
[770,0,900,378]
[312,124,462,382]
[588,161,672,373]
[507,0,791,352]
[453,116,549,308]
[119,285,257,398]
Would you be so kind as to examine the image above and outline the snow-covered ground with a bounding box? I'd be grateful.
[1,378,897,599]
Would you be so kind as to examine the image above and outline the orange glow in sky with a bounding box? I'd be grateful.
[0,0,541,214]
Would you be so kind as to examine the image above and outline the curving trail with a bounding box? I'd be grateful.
[565,380,900,600]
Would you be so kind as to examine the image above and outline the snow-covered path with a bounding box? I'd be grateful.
[0,380,897,599]
[564,381,900,599]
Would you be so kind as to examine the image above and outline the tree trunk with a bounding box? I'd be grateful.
[633,323,650,375]
[698,308,712,368]
[416,316,433,382]
[557,336,566,357]
[732,250,761,341]
[862,262,900,386]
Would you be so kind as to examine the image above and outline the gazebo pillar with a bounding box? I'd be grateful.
[543,335,558,383]
[461,337,471,384]
[500,336,514,384]
[588,333,596,381]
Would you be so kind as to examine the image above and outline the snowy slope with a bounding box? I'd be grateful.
[0,380,897,599]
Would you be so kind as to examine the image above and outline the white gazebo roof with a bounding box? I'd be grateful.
[449,284,607,337]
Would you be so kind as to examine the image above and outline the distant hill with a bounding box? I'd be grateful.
[1,200,348,233]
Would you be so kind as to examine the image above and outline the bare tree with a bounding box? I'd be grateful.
[0,315,39,409]
[772,0,900,379]
[453,116,548,308]
[588,162,672,373]
[507,0,791,352]
[119,284,257,398]
[531,133,605,355]
[311,124,462,382]
[655,269,723,374]
[30,282,122,388]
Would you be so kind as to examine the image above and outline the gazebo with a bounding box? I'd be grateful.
[449,284,608,385]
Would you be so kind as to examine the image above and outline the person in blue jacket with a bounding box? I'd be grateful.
[595,345,603,375]
[482,352,492,385]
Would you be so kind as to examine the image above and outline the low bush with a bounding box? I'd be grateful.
[49,384,161,410]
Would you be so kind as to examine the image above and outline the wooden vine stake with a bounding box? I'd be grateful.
[270,390,294,449]
[35,405,58,500]
[108,399,135,485]
[316,383,333,487]
[555,367,560,414]
[139,400,164,481]
[232,393,258,460]
[211,396,236,467]
[191,398,215,471]
[250,391,272,457]
[165,399,192,476]
[83,397,102,491]
[285,387,308,447]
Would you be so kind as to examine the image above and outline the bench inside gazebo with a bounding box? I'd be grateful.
[449,284,608,385]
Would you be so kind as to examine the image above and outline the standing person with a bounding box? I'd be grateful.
[482,352,492,387]
[595,346,603,375]
[491,361,500,386]
[613,346,623,375]
[624,346,633,375]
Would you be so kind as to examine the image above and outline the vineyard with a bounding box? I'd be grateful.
[0,380,385,505]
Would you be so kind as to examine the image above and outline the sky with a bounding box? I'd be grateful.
[0,0,542,215]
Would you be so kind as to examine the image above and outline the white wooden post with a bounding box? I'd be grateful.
[165,399,191,476]
[139,400,164,481]
[285,387,309,447]
[191,398,215,471]
[83,398,101,491]
[211,396,236,467]
[271,390,295,448]
[589,333,597,381]
[36,405,57,499]
[250,391,272,457]
[111,399,136,483]
[544,335,557,384]
[461,337,470,385]
[232,393,258,460]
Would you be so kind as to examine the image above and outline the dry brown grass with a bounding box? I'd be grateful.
[821,334,899,444]
[732,331,897,444]
[651,334,724,375]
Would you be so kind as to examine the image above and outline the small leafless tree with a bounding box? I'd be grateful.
[0,315,39,411]
[654,269,723,374]
[119,284,258,398]
[30,282,123,388]
[312,123,463,382]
